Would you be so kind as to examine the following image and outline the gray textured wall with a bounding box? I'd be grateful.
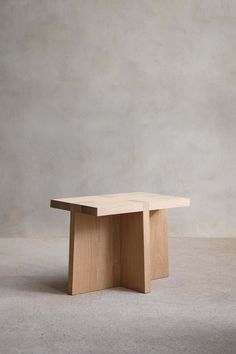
[0,0,236,238]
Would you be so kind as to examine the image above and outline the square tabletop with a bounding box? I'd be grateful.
[51,192,190,216]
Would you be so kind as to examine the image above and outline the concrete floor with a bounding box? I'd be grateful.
[0,237,236,354]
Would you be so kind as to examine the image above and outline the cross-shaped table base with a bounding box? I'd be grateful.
[51,192,190,294]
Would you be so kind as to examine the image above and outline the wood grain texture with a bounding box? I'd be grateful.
[54,192,188,294]
[68,211,120,295]
[120,208,151,293]
[51,192,190,216]
[150,210,169,279]
[142,202,151,292]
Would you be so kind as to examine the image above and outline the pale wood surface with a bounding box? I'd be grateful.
[51,192,190,216]
[150,210,169,280]
[120,207,151,293]
[52,192,190,294]
[142,202,151,292]
[68,209,151,294]
[68,212,120,295]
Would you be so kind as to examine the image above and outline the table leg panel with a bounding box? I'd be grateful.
[120,210,151,293]
[150,210,169,280]
[68,212,120,295]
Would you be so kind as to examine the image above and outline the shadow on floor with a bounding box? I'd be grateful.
[19,275,68,295]
[20,277,140,295]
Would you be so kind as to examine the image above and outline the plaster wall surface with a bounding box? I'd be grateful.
[0,0,236,237]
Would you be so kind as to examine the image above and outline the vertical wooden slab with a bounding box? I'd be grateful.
[68,211,120,295]
[142,203,151,292]
[120,208,151,293]
[150,209,169,279]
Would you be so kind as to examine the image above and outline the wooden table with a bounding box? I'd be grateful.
[51,192,190,295]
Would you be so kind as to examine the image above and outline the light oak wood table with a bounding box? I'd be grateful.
[51,192,190,295]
